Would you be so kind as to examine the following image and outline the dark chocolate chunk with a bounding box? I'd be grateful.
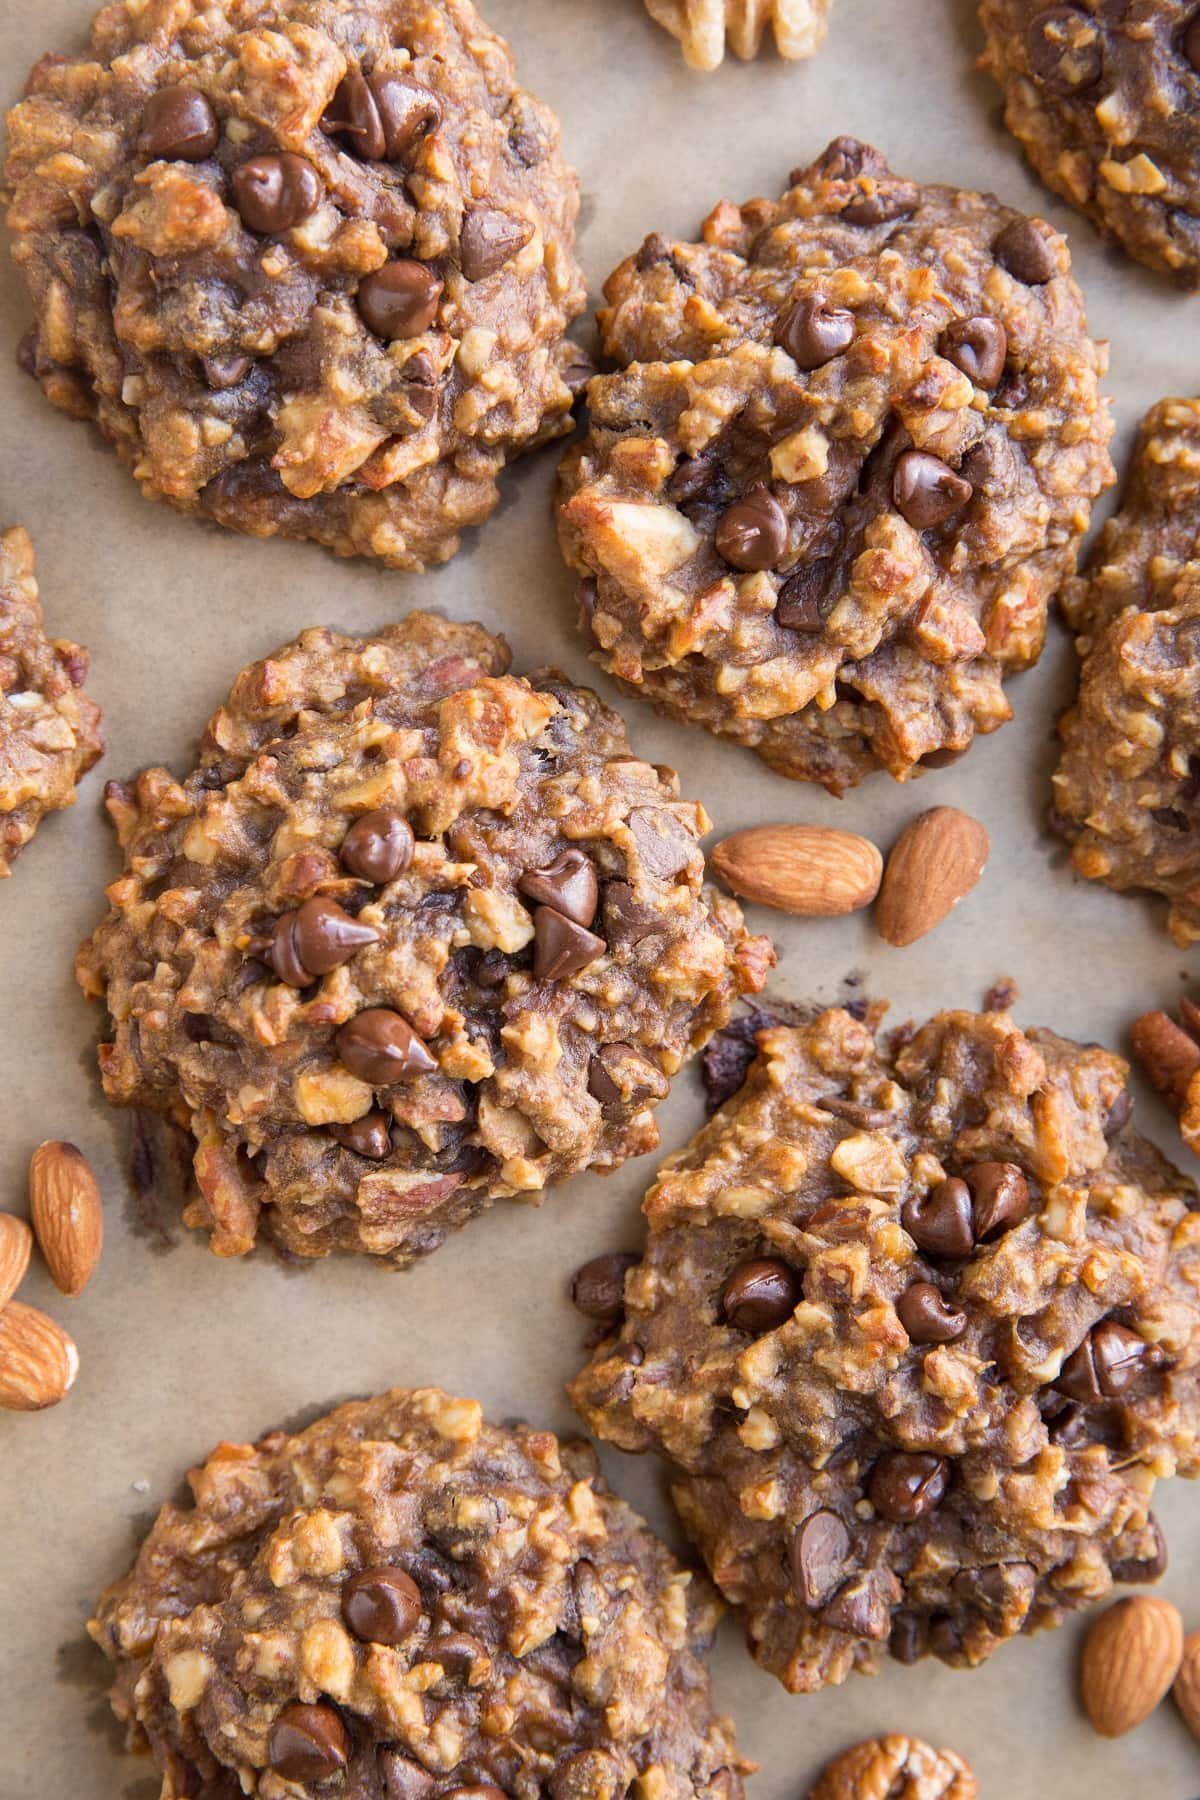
[518,848,598,927]
[531,907,605,980]
[461,207,534,281]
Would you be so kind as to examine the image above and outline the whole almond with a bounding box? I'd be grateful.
[875,807,990,947]
[0,1299,79,1411]
[29,1140,103,1298]
[1173,1631,1200,1743]
[1079,1595,1183,1737]
[0,1212,33,1310]
[711,825,882,917]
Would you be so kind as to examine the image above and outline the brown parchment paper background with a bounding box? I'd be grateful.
[1,0,1198,1794]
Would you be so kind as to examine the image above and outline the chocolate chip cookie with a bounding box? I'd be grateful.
[644,0,830,70]
[980,2,1200,286]
[570,1004,1200,1692]
[557,140,1114,793]
[90,1385,747,1800]
[0,526,102,877]
[1052,398,1200,945]
[6,0,586,570]
[76,613,771,1265]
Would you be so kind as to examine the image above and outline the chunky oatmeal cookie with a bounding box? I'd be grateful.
[76,613,770,1265]
[0,525,102,876]
[557,140,1114,793]
[90,1386,747,1800]
[570,1004,1200,1692]
[979,1,1200,287]
[1052,399,1200,944]
[5,0,586,570]
[644,0,830,71]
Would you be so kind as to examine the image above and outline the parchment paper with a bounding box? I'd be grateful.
[1,1,1197,1794]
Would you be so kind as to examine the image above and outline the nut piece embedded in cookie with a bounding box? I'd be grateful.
[979,0,1200,286]
[1052,399,1200,945]
[557,139,1113,792]
[76,613,772,1267]
[88,1387,750,1800]
[5,0,588,571]
[0,528,102,877]
[644,0,831,70]
[807,1734,977,1800]
[570,1005,1200,1692]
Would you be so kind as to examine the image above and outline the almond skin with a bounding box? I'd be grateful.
[875,807,990,947]
[0,1212,33,1310]
[1173,1631,1200,1743]
[0,1299,79,1411]
[711,825,882,917]
[29,1139,103,1298]
[1080,1595,1183,1737]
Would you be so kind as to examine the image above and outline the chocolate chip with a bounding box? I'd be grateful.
[571,1251,639,1323]
[202,353,251,390]
[1104,1089,1133,1137]
[700,1010,774,1112]
[381,1753,437,1800]
[588,1043,666,1111]
[425,1632,490,1684]
[1187,14,1200,71]
[995,218,1058,284]
[775,559,832,631]
[635,232,674,271]
[939,315,1007,389]
[715,492,788,572]
[322,68,386,160]
[1056,1320,1148,1403]
[628,807,693,879]
[341,809,415,883]
[867,1451,948,1522]
[267,1702,350,1781]
[372,75,443,160]
[892,450,973,530]
[330,1108,393,1159]
[518,848,598,927]
[294,896,380,975]
[357,261,443,339]
[901,1179,974,1258]
[1027,7,1103,93]
[820,1574,890,1638]
[531,907,605,980]
[232,153,321,233]
[897,1281,967,1345]
[602,880,659,944]
[889,1613,922,1663]
[342,1566,422,1644]
[337,1009,436,1084]
[667,453,723,507]
[460,207,534,281]
[777,297,856,371]
[720,1257,799,1333]
[843,179,919,226]
[952,1562,1035,1616]
[791,1509,851,1608]
[966,1161,1030,1240]
[269,912,311,988]
[138,86,218,161]
[1111,1514,1167,1585]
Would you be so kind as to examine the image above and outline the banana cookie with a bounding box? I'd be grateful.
[6,0,586,570]
[90,1386,747,1800]
[1052,398,1200,945]
[76,613,770,1264]
[570,1004,1200,1692]
[0,526,102,876]
[980,1,1200,286]
[644,0,830,70]
[557,138,1114,793]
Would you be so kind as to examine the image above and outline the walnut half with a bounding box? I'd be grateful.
[807,1734,977,1800]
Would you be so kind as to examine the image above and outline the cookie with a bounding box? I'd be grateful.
[6,0,586,571]
[644,0,829,70]
[557,139,1114,794]
[980,2,1200,287]
[0,526,102,876]
[89,1386,747,1800]
[76,613,771,1265]
[1052,398,1200,945]
[570,1004,1200,1692]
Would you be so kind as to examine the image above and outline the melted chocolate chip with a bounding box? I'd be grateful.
[518,848,598,927]
[820,1574,890,1638]
[337,1009,436,1084]
[357,261,443,339]
[341,809,415,883]
[667,452,723,508]
[372,76,443,159]
[571,1251,639,1323]
[202,354,251,390]
[269,912,311,988]
[995,218,1058,284]
[381,1753,438,1800]
[966,1161,1030,1240]
[322,68,386,160]
[897,1281,967,1345]
[902,1179,974,1258]
[777,297,856,370]
[867,1451,949,1521]
[587,1043,665,1110]
[232,153,321,233]
[138,86,218,161]
[461,208,534,281]
[843,179,919,226]
[330,1109,393,1159]
[1027,6,1103,93]
[267,1702,350,1780]
[294,896,380,975]
[893,450,973,530]
[342,1566,423,1644]
[939,315,1008,389]
[531,907,605,980]
[775,558,832,631]
[715,492,788,571]
[1056,1320,1149,1403]
[720,1257,799,1333]
[1104,1089,1133,1138]
[791,1509,851,1607]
